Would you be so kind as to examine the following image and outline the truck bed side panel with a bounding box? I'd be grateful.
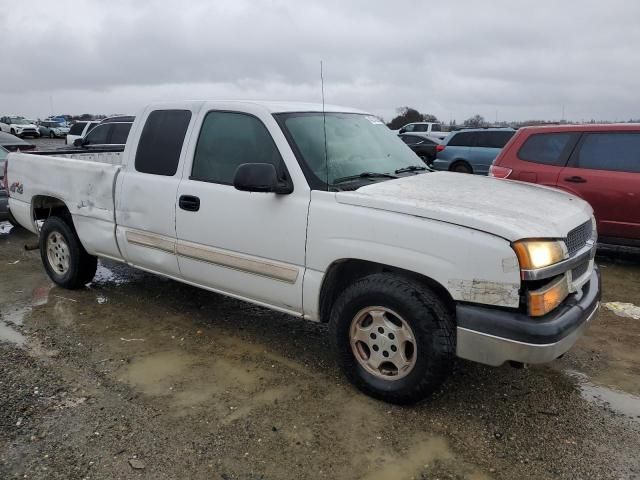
[7,152,123,259]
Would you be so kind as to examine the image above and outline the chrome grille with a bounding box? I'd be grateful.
[565,220,592,257]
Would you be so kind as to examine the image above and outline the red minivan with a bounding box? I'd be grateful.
[490,124,640,247]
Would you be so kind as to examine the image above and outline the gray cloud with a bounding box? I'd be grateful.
[1,0,639,121]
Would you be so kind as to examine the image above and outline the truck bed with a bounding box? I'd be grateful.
[7,150,124,259]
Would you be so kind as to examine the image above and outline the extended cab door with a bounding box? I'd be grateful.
[114,108,196,277]
[175,107,309,314]
[557,131,640,242]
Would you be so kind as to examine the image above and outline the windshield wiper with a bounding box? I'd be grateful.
[394,165,428,174]
[332,172,399,184]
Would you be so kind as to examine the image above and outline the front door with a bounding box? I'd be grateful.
[175,109,309,314]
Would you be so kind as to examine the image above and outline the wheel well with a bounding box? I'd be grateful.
[31,195,73,228]
[318,259,455,323]
[450,159,471,171]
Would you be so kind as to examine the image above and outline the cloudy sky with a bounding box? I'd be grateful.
[1,0,638,122]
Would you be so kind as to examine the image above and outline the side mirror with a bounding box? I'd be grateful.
[73,138,84,147]
[398,128,406,134]
[233,163,292,194]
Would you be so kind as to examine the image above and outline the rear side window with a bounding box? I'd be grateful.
[413,124,428,132]
[401,135,421,145]
[480,131,514,148]
[69,122,86,135]
[191,111,283,185]
[573,133,640,173]
[83,125,110,145]
[448,132,476,147]
[111,123,132,144]
[517,132,576,166]
[135,110,192,176]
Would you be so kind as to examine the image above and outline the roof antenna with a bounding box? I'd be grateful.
[321,60,329,190]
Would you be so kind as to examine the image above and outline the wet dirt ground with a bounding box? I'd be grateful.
[1,223,639,479]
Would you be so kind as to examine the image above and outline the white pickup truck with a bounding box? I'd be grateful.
[5,101,600,404]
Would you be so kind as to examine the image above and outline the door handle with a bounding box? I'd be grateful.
[179,195,200,212]
[564,176,587,183]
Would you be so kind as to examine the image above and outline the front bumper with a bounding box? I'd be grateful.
[455,267,600,366]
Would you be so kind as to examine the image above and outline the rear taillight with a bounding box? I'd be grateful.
[436,145,445,152]
[489,165,512,179]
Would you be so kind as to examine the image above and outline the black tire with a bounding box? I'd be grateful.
[49,131,55,138]
[329,273,455,404]
[10,129,15,136]
[39,216,97,289]
[451,161,472,174]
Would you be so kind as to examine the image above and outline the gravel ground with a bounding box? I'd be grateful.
[1,224,639,479]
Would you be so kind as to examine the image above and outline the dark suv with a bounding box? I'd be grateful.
[432,128,515,174]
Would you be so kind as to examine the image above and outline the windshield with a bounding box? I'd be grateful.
[276,112,425,189]
[0,146,8,161]
[10,118,30,125]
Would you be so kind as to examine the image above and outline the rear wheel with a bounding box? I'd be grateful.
[329,273,455,404]
[39,216,97,289]
[451,161,472,174]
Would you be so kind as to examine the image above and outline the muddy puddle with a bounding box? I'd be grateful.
[566,370,640,421]
[0,319,26,346]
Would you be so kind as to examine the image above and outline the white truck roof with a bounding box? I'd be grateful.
[143,100,369,115]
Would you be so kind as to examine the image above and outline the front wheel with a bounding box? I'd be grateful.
[329,273,455,404]
[451,161,472,174]
[39,216,97,289]
[49,131,55,138]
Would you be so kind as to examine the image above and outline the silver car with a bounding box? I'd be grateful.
[38,120,70,139]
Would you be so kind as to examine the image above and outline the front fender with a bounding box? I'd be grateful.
[304,192,521,320]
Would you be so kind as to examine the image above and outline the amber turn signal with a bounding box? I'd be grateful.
[528,276,569,317]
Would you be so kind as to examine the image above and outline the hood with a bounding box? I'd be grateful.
[335,172,592,241]
[14,123,37,129]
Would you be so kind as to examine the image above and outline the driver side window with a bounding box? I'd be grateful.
[191,111,284,185]
[83,124,110,145]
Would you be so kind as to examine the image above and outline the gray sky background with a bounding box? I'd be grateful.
[1,0,638,122]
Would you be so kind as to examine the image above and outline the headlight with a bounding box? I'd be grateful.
[527,275,569,316]
[513,240,566,270]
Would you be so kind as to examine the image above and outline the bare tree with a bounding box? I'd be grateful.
[463,114,486,128]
